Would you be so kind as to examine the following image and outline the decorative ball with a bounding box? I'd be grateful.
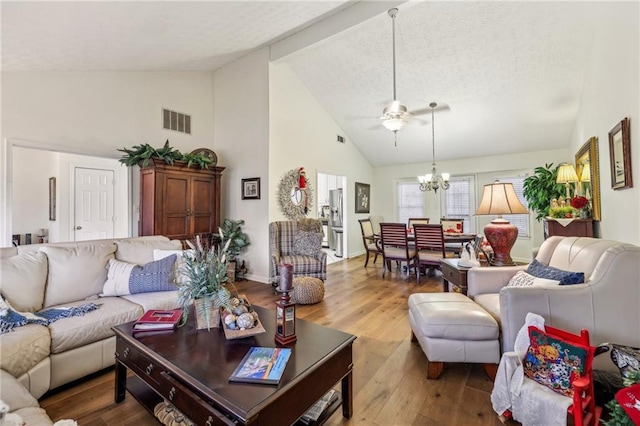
[251,311,259,321]
[224,314,237,326]
[232,305,249,316]
[227,322,237,330]
[237,313,255,329]
[230,297,240,307]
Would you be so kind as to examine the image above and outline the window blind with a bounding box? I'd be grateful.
[443,177,472,232]
[397,182,424,226]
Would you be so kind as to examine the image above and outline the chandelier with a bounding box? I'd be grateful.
[418,102,450,192]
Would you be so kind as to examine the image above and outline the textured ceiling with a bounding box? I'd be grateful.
[2,1,604,167]
[285,1,602,166]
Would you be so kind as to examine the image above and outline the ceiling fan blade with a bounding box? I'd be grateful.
[410,103,451,116]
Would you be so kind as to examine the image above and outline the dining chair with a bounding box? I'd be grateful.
[408,217,430,232]
[379,222,417,280]
[358,219,382,267]
[441,218,465,256]
[413,224,451,283]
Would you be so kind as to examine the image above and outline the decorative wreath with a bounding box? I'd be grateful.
[277,167,314,220]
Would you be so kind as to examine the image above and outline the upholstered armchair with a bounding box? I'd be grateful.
[269,219,327,285]
[467,236,640,353]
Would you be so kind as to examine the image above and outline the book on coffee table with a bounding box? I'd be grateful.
[229,347,292,385]
[133,309,182,332]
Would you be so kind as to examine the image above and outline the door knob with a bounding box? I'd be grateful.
[76,226,82,230]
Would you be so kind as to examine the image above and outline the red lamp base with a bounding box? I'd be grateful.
[484,218,518,266]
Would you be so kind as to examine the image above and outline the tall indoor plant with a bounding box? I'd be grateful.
[523,163,566,221]
[219,219,250,281]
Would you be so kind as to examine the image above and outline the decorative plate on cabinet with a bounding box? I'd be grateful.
[190,148,217,166]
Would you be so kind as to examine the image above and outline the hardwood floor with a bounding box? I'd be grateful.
[40,255,507,425]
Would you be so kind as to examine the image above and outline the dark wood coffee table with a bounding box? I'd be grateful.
[113,305,356,425]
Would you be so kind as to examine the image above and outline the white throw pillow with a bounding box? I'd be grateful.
[507,270,560,287]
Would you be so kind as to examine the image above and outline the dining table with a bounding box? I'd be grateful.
[372,232,478,251]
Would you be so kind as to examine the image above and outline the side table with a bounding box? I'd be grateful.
[440,258,471,294]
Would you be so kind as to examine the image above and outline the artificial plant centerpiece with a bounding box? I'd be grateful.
[177,233,234,331]
[117,140,215,169]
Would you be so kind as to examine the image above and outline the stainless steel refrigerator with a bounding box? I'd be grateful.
[328,189,344,257]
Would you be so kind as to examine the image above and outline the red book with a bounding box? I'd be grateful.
[133,309,182,332]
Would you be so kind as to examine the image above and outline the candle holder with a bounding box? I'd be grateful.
[275,286,297,345]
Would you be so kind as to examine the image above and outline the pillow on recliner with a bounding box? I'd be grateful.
[292,231,323,257]
[526,259,585,285]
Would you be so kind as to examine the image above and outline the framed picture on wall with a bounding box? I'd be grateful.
[608,117,633,190]
[242,177,261,200]
[355,182,370,213]
[49,177,56,220]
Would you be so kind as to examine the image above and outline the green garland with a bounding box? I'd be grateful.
[117,140,214,169]
[601,370,640,425]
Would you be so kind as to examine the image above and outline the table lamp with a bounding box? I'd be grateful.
[556,163,579,199]
[475,181,528,266]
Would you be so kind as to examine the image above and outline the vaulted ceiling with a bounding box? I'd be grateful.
[2,1,604,166]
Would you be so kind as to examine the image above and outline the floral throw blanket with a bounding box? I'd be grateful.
[0,295,100,334]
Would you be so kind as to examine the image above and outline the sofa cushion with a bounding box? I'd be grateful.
[14,407,53,426]
[0,251,48,312]
[102,255,177,296]
[0,324,50,378]
[115,238,182,265]
[526,259,585,285]
[120,291,181,312]
[0,369,40,411]
[48,297,141,354]
[40,244,117,307]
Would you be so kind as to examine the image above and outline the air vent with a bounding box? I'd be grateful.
[162,108,191,135]
[337,135,345,144]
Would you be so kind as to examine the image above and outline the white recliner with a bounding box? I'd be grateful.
[467,236,640,354]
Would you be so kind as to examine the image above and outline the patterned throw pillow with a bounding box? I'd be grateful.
[523,326,591,397]
[507,271,560,287]
[102,254,177,296]
[527,259,585,285]
[292,231,323,257]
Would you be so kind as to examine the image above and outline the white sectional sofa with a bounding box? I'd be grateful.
[0,235,183,424]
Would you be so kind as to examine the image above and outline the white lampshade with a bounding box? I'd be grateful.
[441,172,450,181]
[580,166,591,182]
[382,117,407,132]
[424,173,433,182]
[475,181,528,216]
[556,163,579,183]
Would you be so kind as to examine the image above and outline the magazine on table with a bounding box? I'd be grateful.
[299,389,339,424]
[229,347,292,385]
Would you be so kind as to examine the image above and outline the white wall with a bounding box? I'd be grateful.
[374,148,568,262]
[569,2,640,245]
[213,48,271,283]
[269,63,375,261]
[1,71,216,245]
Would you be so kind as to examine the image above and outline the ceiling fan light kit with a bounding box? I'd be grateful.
[418,102,450,193]
[380,8,410,134]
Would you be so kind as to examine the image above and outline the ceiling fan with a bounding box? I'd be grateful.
[377,9,451,133]
[380,8,409,133]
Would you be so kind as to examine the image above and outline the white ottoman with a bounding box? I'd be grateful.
[408,292,500,379]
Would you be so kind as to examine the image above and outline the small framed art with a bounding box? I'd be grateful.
[608,117,632,190]
[242,177,261,200]
[355,182,370,213]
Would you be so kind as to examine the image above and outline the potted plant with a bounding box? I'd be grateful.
[523,163,566,221]
[177,234,234,330]
[219,219,250,282]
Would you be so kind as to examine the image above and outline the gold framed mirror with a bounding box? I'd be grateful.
[575,137,601,220]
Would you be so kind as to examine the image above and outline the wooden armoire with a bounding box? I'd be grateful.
[139,158,224,240]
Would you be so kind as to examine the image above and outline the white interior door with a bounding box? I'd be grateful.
[74,167,115,241]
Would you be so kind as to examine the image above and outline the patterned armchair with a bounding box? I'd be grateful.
[269,219,327,285]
